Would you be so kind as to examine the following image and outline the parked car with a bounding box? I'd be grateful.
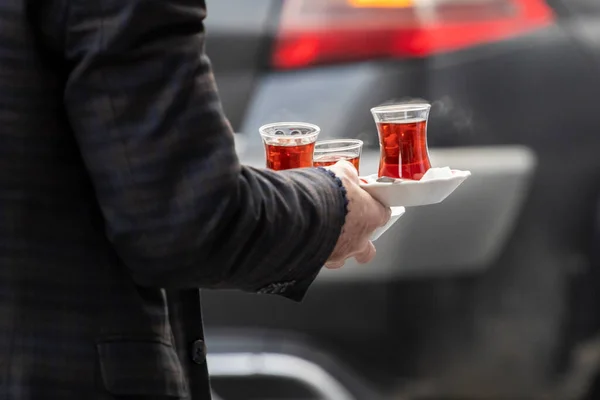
[201,0,600,398]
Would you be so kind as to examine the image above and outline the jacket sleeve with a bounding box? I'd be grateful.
[60,0,347,300]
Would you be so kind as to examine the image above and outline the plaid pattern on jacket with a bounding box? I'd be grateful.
[0,0,346,398]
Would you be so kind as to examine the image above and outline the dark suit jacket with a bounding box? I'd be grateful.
[0,0,346,398]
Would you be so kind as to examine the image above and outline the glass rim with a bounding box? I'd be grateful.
[314,139,364,153]
[259,121,321,140]
[370,103,431,114]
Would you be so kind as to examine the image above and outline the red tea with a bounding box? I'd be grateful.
[377,119,431,180]
[313,154,360,173]
[264,142,315,170]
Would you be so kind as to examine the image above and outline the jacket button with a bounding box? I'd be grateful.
[192,339,207,365]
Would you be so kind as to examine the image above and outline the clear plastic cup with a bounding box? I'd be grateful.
[259,122,320,171]
[371,103,432,180]
[313,139,363,174]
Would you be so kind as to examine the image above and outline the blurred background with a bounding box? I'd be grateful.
[201,0,600,399]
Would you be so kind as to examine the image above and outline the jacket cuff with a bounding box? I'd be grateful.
[257,167,348,302]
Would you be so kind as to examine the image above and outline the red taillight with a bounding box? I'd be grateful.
[271,0,554,70]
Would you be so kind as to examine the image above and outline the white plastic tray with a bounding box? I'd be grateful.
[360,169,471,208]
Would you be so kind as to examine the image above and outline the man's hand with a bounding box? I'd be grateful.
[325,160,391,269]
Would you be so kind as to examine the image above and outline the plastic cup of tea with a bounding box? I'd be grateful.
[313,139,363,174]
[259,122,320,171]
[371,103,432,180]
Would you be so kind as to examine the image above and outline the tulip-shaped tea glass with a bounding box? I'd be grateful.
[259,122,320,171]
[313,139,363,174]
[371,103,432,180]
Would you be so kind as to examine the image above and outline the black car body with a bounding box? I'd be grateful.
[202,0,600,398]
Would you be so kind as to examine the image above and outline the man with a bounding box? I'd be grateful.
[0,0,390,398]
